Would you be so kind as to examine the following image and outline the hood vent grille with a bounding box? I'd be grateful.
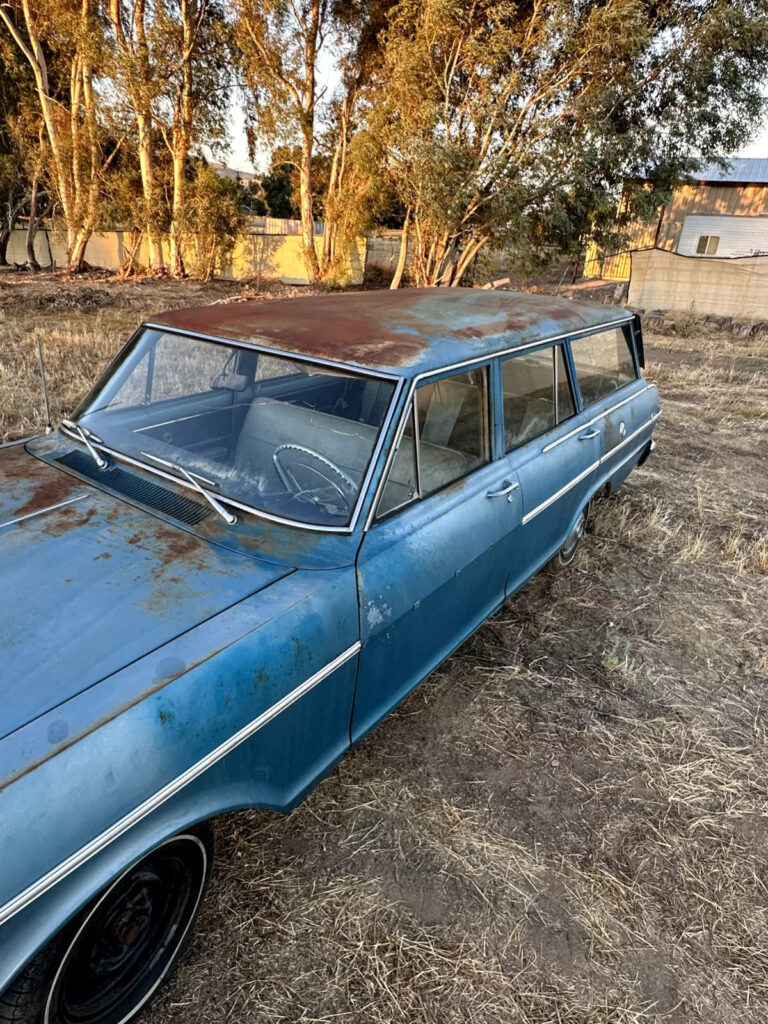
[55,449,210,525]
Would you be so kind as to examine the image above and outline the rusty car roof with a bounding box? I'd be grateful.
[148,288,631,377]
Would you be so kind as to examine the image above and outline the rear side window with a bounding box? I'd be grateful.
[570,328,636,407]
[502,345,575,452]
[375,367,489,518]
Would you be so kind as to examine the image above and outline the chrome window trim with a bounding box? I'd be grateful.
[363,316,633,531]
[0,494,89,532]
[61,356,405,535]
[412,395,423,499]
[0,642,361,929]
[541,385,652,453]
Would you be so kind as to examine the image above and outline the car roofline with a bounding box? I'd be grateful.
[142,322,405,382]
[146,289,634,378]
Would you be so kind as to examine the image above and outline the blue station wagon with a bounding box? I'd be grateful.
[0,288,660,1023]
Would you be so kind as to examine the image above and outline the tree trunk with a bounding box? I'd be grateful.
[169,0,195,279]
[0,227,9,266]
[451,235,490,287]
[170,147,187,278]
[137,111,163,271]
[69,227,90,272]
[320,94,352,276]
[390,209,410,290]
[299,124,320,282]
[26,176,41,270]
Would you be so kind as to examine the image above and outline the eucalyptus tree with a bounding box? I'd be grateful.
[107,0,166,270]
[366,0,768,287]
[235,0,333,281]
[0,43,31,265]
[154,0,233,276]
[0,0,120,270]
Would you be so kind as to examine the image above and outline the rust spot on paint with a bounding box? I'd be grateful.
[42,506,96,537]
[11,471,81,519]
[94,550,112,560]
[150,287,622,371]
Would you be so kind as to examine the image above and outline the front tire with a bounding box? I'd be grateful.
[0,826,213,1024]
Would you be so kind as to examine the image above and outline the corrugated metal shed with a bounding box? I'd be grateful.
[695,158,768,184]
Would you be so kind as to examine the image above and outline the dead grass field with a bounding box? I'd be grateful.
[1,274,767,1023]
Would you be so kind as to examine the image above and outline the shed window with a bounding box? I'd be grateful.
[502,345,576,452]
[570,327,636,407]
[696,235,720,255]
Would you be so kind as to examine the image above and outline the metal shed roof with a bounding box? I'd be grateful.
[694,158,768,185]
[149,288,629,377]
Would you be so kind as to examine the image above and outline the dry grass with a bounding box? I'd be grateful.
[1,276,767,1023]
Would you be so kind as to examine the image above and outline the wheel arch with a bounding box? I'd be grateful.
[0,779,262,999]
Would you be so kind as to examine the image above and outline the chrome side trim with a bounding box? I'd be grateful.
[542,385,651,453]
[0,642,361,928]
[521,459,601,525]
[598,418,656,465]
[0,494,88,531]
[521,410,659,525]
[0,435,38,449]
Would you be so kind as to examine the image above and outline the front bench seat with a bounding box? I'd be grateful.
[235,397,468,505]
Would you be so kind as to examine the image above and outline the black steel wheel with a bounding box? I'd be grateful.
[549,502,590,572]
[0,826,212,1024]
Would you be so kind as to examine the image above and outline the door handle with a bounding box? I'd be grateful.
[578,428,600,440]
[486,480,520,499]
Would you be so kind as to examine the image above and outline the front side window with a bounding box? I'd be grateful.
[570,328,636,408]
[376,367,489,517]
[71,328,396,527]
[502,345,575,452]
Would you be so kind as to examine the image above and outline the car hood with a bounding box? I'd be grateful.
[0,443,292,740]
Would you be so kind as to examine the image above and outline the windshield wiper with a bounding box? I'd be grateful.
[61,418,109,470]
[140,452,238,526]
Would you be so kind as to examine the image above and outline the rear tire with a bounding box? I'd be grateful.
[0,825,213,1024]
[549,502,590,572]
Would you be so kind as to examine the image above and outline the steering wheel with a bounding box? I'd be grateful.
[272,444,357,516]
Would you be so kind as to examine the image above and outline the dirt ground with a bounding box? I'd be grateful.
[1,273,767,1023]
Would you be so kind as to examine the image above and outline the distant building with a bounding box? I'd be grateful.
[586,157,768,280]
[209,161,257,183]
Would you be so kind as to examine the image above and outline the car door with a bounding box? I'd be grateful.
[494,341,601,593]
[352,364,522,742]
[569,323,658,489]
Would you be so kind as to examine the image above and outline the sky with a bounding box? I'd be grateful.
[213,63,768,176]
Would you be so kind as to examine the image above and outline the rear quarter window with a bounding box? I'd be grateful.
[571,327,636,407]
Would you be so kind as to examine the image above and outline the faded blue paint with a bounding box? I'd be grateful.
[0,291,660,996]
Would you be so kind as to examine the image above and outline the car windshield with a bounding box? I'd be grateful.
[71,328,396,527]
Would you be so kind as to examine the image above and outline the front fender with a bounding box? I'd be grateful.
[0,566,359,994]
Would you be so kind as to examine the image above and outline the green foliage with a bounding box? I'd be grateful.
[180,161,247,280]
[359,0,768,284]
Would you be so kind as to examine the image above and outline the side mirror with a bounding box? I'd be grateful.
[212,372,249,392]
